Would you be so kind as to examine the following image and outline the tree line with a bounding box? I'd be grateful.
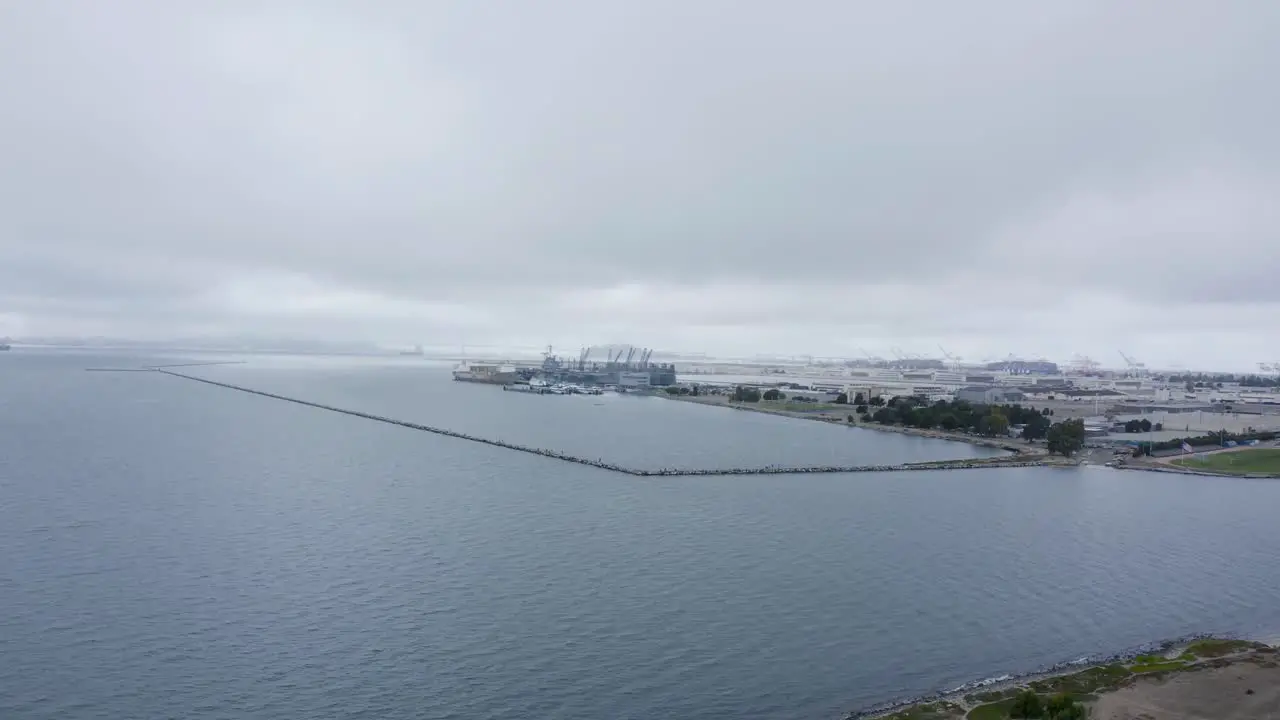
[1166,372,1280,388]
[854,396,1051,436]
[1121,418,1162,433]
[850,396,1086,456]
[723,387,1089,456]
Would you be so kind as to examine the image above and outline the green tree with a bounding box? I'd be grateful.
[855,404,869,414]
[1045,694,1083,720]
[1021,414,1050,440]
[873,408,897,424]
[834,392,848,404]
[1046,419,1086,456]
[979,410,1010,437]
[732,386,761,403]
[665,386,681,395]
[762,388,785,401]
[853,392,866,405]
[939,414,960,431]
[869,396,885,407]
[1009,690,1043,719]
[859,412,873,423]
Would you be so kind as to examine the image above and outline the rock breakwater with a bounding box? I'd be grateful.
[157,369,1057,477]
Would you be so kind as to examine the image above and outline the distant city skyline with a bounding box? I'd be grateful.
[8,333,1280,376]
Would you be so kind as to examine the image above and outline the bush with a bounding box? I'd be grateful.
[1047,419,1085,456]
[1009,690,1042,718]
[1045,694,1083,720]
[873,408,897,425]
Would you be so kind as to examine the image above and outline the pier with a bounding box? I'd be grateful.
[156,369,1055,477]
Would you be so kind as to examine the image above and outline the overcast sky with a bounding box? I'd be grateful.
[2,2,1278,370]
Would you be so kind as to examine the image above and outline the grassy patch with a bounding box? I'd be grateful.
[963,689,1015,705]
[767,402,844,413]
[1028,664,1131,695]
[965,698,1015,720]
[881,701,965,720]
[1129,660,1187,673]
[1185,639,1259,658]
[1171,448,1280,475]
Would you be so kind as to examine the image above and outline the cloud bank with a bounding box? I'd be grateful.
[2,1,1278,369]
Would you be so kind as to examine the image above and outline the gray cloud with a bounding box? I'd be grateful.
[2,1,1278,369]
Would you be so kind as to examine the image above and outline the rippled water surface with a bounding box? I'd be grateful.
[3,350,1279,720]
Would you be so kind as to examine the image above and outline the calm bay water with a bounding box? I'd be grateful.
[3,349,1279,719]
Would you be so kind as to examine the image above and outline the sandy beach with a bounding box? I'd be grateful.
[1091,658,1280,719]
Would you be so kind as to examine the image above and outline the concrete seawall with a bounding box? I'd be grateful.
[156,369,1059,477]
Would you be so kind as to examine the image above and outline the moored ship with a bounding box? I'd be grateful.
[452,361,519,384]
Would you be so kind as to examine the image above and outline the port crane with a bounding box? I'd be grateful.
[1069,354,1101,372]
[858,347,885,365]
[937,345,963,369]
[1118,350,1147,376]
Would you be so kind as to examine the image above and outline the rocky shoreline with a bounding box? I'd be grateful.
[154,369,1066,477]
[845,634,1278,720]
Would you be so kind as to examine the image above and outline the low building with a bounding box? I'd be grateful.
[618,372,652,388]
[1018,385,1072,401]
[845,384,891,403]
[1060,389,1125,401]
[954,386,1026,404]
[902,371,936,383]
[910,385,953,403]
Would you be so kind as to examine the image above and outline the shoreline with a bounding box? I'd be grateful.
[847,634,1278,720]
[656,393,1043,456]
[658,393,1280,479]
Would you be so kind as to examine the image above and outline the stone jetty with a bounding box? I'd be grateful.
[156,369,1055,477]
